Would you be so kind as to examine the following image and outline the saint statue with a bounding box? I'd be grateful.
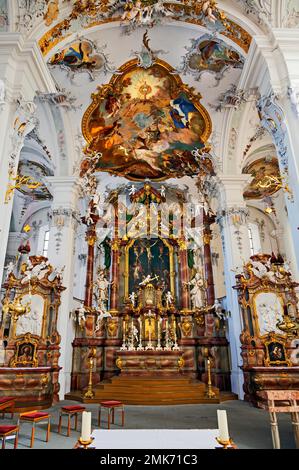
[188,272,206,309]
[93,269,111,310]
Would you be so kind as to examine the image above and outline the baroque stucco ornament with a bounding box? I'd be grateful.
[38,2,252,56]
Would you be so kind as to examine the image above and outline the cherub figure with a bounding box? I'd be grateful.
[165,291,174,308]
[5,261,15,279]
[202,0,217,23]
[129,185,137,196]
[129,292,137,308]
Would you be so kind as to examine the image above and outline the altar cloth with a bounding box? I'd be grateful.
[91,429,219,449]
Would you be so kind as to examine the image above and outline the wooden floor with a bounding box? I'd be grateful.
[66,376,238,405]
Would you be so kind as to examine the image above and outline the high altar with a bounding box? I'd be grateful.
[68,182,231,404]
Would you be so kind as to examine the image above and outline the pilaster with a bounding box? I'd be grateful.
[46,176,80,399]
[216,175,252,399]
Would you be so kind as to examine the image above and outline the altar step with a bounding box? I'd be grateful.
[66,377,237,405]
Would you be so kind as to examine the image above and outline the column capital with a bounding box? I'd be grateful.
[45,176,80,207]
[217,174,253,207]
[0,33,56,100]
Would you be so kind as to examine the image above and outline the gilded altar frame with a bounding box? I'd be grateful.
[263,333,291,367]
[124,237,175,300]
[10,333,39,367]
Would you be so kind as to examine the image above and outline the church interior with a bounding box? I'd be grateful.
[0,0,299,451]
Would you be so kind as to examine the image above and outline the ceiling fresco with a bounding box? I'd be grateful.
[81,58,213,181]
[243,157,281,200]
[48,39,117,79]
[49,39,104,70]
[18,161,53,201]
[180,34,245,83]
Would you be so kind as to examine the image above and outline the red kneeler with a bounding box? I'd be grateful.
[18,411,51,448]
[98,401,125,430]
[0,425,19,449]
[58,405,86,437]
[0,397,15,419]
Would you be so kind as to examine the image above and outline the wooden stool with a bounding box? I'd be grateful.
[0,397,15,419]
[18,411,51,448]
[257,390,299,449]
[98,401,125,430]
[58,405,86,437]
[0,425,19,449]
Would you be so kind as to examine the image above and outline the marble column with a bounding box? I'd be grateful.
[203,211,216,306]
[110,238,120,314]
[178,239,190,311]
[46,176,80,399]
[83,215,99,309]
[216,175,252,399]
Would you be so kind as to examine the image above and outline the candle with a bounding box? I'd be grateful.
[81,411,91,442]
[217,410,229,442]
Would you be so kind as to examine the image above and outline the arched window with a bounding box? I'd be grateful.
[248,223,262,256]
[43,230,50,257]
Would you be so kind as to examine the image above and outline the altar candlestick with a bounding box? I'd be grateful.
[121,319,127,350]
[156,317,162,350]
[217,410,229,442]
[137,316,144,350]
[81,411,91,442]
[172,316,180,350]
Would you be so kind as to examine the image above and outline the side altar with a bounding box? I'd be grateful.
[235,254,299,406]
[0,254,65,410]
[68,184,232,404]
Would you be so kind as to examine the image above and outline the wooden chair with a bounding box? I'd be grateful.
[18,411,50,448]
[98,401,125,430]
[0,425,19,449]
[257,390,299,449]
[58,405,86,437]
[0,397,15,419]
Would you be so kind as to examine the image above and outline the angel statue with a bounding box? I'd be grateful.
[187,272,206,309]
[213,299,228,320]
[139,274,159,286]
[95,309,112,332]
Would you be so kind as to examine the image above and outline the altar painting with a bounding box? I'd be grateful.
[254,292,284,336]
[128,238,171,294]
[81,60,212,180]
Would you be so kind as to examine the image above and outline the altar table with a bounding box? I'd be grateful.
[90,429,219,449]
